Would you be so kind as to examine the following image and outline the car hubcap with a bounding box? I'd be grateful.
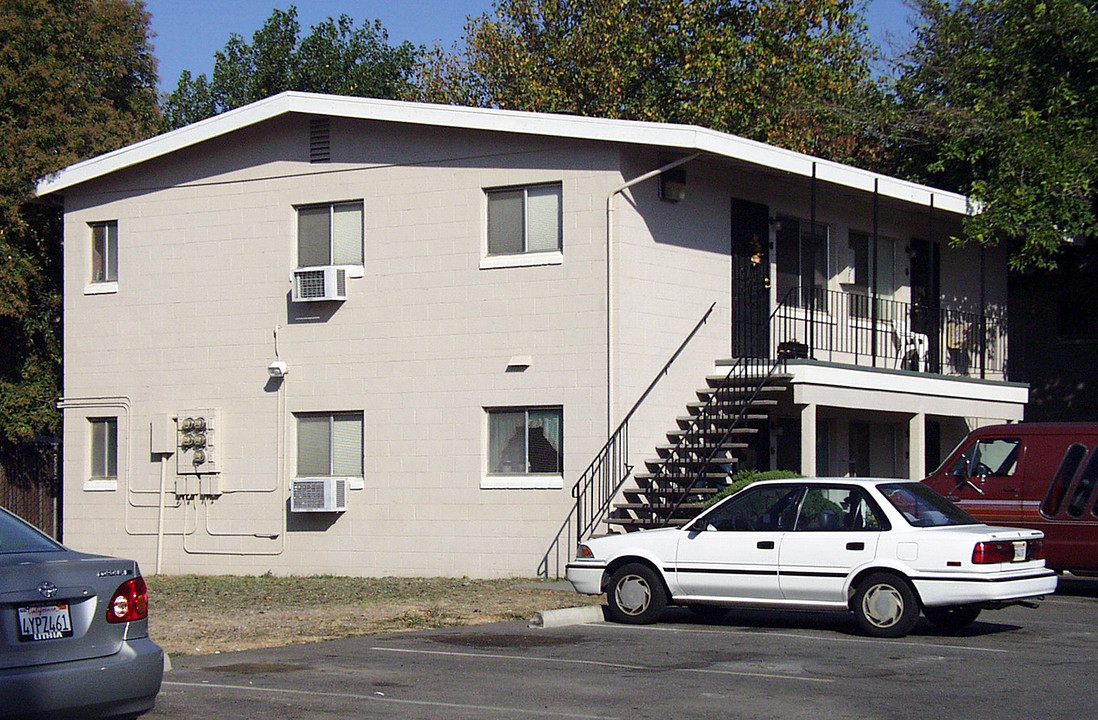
[862,583,903,628]
[615,574,651,615]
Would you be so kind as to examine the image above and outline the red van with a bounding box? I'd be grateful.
[923,422,1098,575]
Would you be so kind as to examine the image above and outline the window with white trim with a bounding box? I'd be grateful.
[486,184,562,256]
[846,231,896,319]
[776,216,829,309]
[487,407,563,475]
[91,221,118,283]
[296,412,363,478]
[297,201,364,267]
[90,418,118,480]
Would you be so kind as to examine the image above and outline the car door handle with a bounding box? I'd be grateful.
[757,541,775,550]
[846,542,865,551]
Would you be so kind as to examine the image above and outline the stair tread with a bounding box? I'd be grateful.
[626,484,722,494]
[613,502,707,510]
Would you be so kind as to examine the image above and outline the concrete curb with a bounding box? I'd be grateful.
[528,605,606,628]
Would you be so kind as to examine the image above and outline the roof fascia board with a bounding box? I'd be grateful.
[35,91,972,216]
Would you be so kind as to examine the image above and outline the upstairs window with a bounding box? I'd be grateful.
[297,201,363,267]
[91,221,118,283]
[487,184,562,256]
[296,412,364,478]
[776,216,829,309]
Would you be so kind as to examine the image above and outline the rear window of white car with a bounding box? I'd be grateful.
[878,482,978,527]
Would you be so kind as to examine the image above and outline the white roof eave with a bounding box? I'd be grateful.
[34,91,972,216]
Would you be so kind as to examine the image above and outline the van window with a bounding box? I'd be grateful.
[949,438,1020,478]
[1067,448,1098,519]
[1042,443,1088,518]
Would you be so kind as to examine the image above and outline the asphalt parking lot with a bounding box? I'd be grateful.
[148,578,1098,720]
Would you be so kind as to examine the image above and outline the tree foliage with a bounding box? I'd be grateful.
[162,6,420,129]
[0,0,160,442]
[417,0,888,166]
[892,0,1098,270]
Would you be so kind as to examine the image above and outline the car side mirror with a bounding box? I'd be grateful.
[686,518,708,532]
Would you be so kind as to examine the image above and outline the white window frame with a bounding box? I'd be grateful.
[86,220,118,295]
[481,183,563,270]
[87,417,118,491]
[295,412,364,490]
[296,201,365,277]
[483,406,563,490]
[775,215,830,311]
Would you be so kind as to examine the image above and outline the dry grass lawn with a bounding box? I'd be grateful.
[147,575,603,657]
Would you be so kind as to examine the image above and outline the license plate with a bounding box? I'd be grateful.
[17,604,73,641]
[1013,541,1027,562]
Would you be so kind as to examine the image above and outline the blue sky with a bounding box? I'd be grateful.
[146,0,917,92]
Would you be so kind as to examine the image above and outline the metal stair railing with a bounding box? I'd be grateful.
[648,289,799,527]
[654,354,786,526]
[537,302,716,579]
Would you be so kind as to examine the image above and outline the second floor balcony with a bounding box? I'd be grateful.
[765,287,1009,382]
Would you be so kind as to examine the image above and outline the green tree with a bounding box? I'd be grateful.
[162,6,420,129]
[892,0,1098,270]
[0,0,160,442]
[417,0,888,166]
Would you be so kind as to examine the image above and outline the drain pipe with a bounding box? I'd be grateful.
[605,152,700,435]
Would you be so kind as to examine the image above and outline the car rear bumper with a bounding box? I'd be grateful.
[913,568,1059,608]
[0,637,164,719]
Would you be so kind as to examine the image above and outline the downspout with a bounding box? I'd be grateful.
[605,152,700,436]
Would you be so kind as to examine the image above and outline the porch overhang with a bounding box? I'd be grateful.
[785,359,1028,421]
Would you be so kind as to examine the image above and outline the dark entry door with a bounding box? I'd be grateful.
[731,198,770,358]
[910,237,941,372]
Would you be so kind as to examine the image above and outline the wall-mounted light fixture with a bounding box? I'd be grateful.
[267,360,288,378]
[658,164,687,203]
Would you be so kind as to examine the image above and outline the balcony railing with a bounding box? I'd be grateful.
[771,287,1009,380]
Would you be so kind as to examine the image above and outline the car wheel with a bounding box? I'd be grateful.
[852,572,919,638]
[923,604,981,632]
[606,563,667,624]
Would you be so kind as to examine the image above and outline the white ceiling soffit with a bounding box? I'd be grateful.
[35,91,972,216]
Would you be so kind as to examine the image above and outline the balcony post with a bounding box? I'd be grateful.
[908,412,926,480]
[800,403,818,476]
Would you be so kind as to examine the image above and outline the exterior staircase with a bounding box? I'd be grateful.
[606,360,789,531]
[536,302,787,578]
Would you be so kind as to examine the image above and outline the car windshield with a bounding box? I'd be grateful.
[877,482,978,527]
[0,507,64,554]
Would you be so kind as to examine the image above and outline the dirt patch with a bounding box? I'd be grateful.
[147,576,603,657]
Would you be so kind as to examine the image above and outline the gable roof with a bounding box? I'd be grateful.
[35,91,971,216]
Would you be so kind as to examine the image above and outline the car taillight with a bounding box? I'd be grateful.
[106,576,149,623]
[972,541,1015,564]
[972,539,1043,564]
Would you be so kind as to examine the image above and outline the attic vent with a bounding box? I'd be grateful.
[309,118,331,163]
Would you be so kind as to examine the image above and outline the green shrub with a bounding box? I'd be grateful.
[705,469,802,507]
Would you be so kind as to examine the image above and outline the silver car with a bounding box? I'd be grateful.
[0,506,164,718]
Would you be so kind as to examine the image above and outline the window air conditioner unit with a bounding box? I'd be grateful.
[290,477,348,512]
[292,266,347,302]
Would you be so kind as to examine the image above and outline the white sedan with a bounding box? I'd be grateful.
[566,478,1057,637]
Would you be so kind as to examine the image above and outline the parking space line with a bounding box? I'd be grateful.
[163,681,617,720]
[586,622,1009,654]
[370,646,834,684]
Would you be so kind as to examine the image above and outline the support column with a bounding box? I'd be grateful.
[800,404,817,477]
[909,412,926,480]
